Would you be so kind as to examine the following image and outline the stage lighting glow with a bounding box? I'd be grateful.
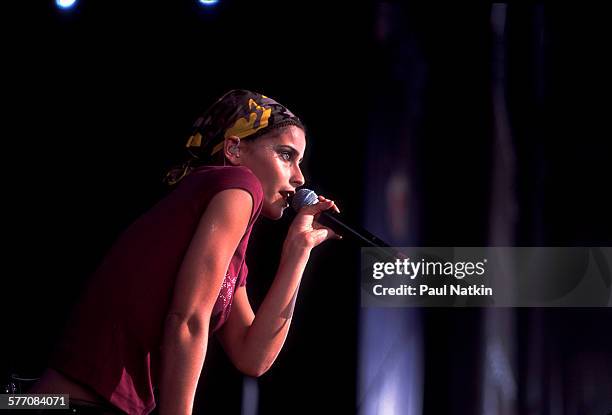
[56,0,77,9]
[199,0,218,5]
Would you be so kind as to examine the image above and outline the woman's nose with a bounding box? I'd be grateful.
[291,165,305,188]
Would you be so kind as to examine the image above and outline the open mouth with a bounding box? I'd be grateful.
[279,191,293,208]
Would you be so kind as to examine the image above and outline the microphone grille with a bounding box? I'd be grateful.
[291,188,319,211]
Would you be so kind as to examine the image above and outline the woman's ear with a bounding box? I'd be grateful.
[223,136,242,165]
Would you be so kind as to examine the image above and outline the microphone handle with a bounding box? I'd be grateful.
[317,211,390,248]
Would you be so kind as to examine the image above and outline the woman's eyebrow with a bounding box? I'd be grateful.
[275,145,304,163]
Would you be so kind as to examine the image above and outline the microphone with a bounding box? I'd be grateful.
[290,188,391,248]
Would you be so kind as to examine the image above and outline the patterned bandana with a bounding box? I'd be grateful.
[165,89,302,185]
[186,89,302,159]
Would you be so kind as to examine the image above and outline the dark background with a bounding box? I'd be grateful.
[2,2,611,414]
[2,2,369,413]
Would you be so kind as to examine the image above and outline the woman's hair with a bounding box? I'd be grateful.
[164,90,304,186]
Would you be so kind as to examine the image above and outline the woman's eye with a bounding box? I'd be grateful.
[280,151,292,161]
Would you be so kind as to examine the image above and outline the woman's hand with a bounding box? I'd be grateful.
[284,195,342,251]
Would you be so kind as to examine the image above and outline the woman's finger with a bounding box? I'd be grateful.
[312,216,343,240]
[300,199,334,215]
[311,226,342,245]
[318,195,340,213]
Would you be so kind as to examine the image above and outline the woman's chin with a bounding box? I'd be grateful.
[261,205,286,220]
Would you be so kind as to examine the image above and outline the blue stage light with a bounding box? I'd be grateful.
[199,0,219,5]
[56,0,77,9]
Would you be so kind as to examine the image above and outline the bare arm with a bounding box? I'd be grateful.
[217,195,340,376]
[158,189,253,415]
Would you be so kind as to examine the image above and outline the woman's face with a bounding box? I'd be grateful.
[238,125,306,219]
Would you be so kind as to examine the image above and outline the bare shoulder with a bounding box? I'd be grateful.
[166,188,254,319]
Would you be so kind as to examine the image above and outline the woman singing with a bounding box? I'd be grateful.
[30,89,340,414]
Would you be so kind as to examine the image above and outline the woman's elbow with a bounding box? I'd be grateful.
[240,366,268,378]
[238,359,274,378]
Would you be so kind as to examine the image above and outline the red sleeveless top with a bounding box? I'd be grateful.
[49,166,263,415]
